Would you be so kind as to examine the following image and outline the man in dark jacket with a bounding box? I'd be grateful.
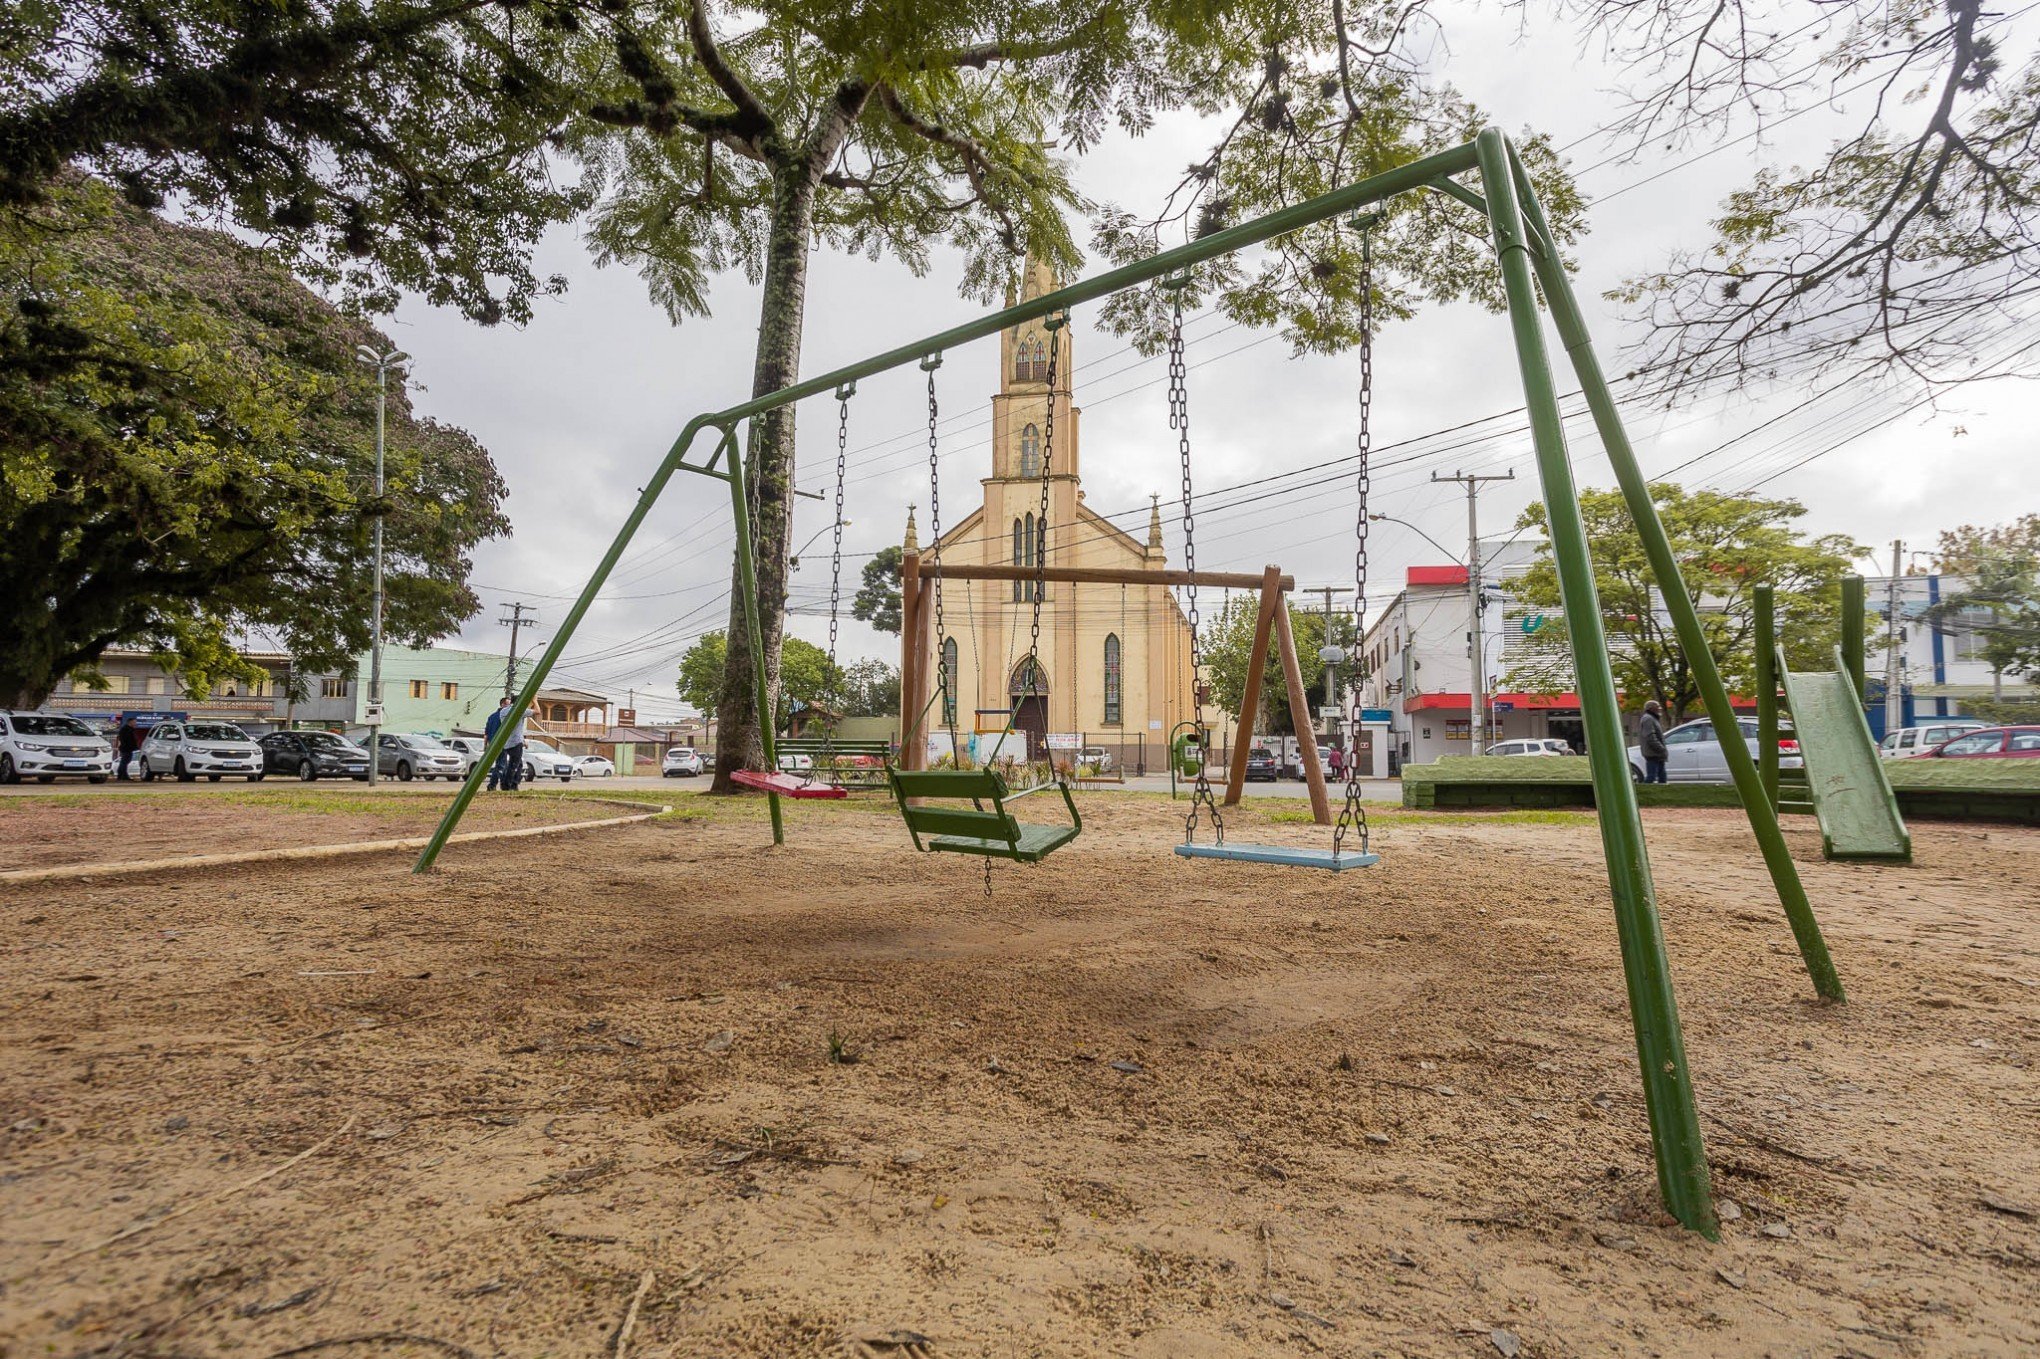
[1639,699,1669,783]
[115,716,143,781]
[484,697,510,791]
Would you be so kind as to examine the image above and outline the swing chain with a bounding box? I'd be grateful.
[923,355,956,750]
[1167,282,1222,846]
[1334,228,1375,859]
[1027,313,1063,768]
[811,382,853,784]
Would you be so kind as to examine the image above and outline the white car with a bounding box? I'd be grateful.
[575,755,616,778]
[662,746,704,777]
[440,736,489,775]
[777,751,814,773]
[1627,716,1803,783]
[0,711,114,784]
[1485,738,1575,757]
[521,740,577,783]
[376,733,466,781]
[141,720,265,782]
[1879,720,1991,758]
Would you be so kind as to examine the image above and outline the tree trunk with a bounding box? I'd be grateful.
[711,165,817,792]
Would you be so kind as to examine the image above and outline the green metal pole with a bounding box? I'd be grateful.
[1506,144,1844,1006]
[724,422,786,846]
[1840,575,1866,703]
[1755,584,1779,810]
[1475,130,1716,1238]
[413,419,726,871]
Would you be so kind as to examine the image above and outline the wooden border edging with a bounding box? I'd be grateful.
[0,796,674,887]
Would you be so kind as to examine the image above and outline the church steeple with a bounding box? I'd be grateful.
[1146,495,1165,561]
[992,245,1079,486]
[903,504,919,554]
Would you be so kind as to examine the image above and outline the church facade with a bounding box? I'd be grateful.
[912,258,1198,767]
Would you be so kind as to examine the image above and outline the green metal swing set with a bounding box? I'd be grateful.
[414,128,1849,1237]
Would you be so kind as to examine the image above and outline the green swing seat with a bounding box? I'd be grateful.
[888,767,1082,862]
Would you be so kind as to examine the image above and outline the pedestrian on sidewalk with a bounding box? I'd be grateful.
[115,715,142,781]
[1640,699,1669,784]
[485,697,510,791]
[500,701,528,791]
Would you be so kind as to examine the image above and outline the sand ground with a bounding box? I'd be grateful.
[2,792,2035,1358]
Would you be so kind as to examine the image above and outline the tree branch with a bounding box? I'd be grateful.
[687,0,775,137]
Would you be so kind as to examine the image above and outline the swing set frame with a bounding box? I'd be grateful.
[412,127,1846,1238]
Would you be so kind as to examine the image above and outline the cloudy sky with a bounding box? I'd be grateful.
[378,2,2039,721]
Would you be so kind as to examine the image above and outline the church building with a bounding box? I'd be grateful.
[911,256,1198,766]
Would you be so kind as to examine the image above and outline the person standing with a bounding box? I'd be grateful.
[115,715,142,781]
[1327,742,1345,780]
[1640,698,1670,784]
[500,700,528,792]
[485,696,510,791]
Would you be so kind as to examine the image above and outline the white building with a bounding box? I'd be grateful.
[1861,573,2038,734]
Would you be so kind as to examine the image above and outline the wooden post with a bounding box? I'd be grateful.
[900,551,923,770]
[1225,566,1285,807]
[1274,600,1333,825]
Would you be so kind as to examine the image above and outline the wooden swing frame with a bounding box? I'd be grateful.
[896,559,1335,825]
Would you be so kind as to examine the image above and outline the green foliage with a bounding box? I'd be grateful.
[837,659,901,717]
[853,546,903,635]
[1504,483,1863,723]
[677,629,840,729]
[1928,517,2040,682]
[1198,595,1355,734]
[0,177,506,708]
[0,0,594,324]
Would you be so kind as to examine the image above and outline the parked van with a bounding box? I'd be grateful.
[1879,720,1990,758]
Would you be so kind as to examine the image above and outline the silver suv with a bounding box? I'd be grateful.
[0,711,114,784]
[376,733,466,781]
[141,721,264,781]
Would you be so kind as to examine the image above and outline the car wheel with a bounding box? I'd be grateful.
[141,762,156,782]
[249,772,265,781]
[298,759,318,782]
[175,757,195,783]
[0,753,16,784]
[524,763,535,781]
[396,761,412,782]
[88,774,108,784]
[1629,764,1643,784]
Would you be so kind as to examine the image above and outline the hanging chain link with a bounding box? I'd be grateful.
[1166,279,1222,846]
[1026,314,1062,773]
[813,383,852,782]
[922,355,955,749]
[1333,229,1375,860]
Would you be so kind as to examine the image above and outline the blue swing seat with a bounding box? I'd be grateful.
[1174,842,1380,871]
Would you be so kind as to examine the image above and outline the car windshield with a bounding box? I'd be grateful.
[525,741,558,754]
[303,732,357,752]
[14,715,96,737]
[186,723,250,742]
[403,735,447,749]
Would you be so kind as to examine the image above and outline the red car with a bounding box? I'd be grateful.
[1923,726,2040,758]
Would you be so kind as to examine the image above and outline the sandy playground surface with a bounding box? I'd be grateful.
[2,791,2036,1358]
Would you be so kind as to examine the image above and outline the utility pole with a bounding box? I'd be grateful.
[354,346,409,786]
[501,602,536,699]
[1432,469,1515,751]
[1885,539,1904,739]
[1302,585,1350,742]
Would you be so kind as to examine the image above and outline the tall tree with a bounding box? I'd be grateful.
[853,546,903,635]
[578,1,1586,793]
[0,0,600,325]
[1199,595,1354,735]
[1926,517,2040,697]
[838,658,902,718]
[0,176,506,708]
[1504,484,1862,722]
[676,629,839,731]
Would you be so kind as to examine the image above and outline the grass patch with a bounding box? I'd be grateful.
[1267,805,1593,827]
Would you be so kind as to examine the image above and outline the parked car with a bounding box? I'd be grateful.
[662,746,705,777]
[1486,738,1575,757]
[521,740,578,783]
[1626,716,1803,783]
[259,730,370,781]
[1921,726,2040,759]
[0,711,114,784]
[376,733,465,781]
[440,736,489,775]
[575,755,616,778]
[1244,746,1279,782]
[1078,745,1116,773]
[777,750,815,773]
[1289,746,1335,780]
[1880,720,1991,758]
[141,721,264,782]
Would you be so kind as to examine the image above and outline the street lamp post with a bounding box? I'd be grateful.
[354,346,410,784]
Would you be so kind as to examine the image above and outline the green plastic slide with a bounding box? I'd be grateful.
[1776,646,1912,863]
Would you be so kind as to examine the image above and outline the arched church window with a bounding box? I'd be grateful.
[1103,634,1122,726]
[940,636,959,726]
[1012,518,1025,600]
[1014,334,1048,383]
[1018,423,1041,480]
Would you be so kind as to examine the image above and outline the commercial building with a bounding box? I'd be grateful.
[1861,572,2040,736]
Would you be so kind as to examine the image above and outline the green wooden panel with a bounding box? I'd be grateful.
[902,806,1018,842]
[891,769,1008,799]
[928,823,1078,862]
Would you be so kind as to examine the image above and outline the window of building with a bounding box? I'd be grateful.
[409,679,428,699]
[1019,424,1042,480]
[321,677,348,699]
[1014,334,1048,383]
[101,675,131,694]
[147,676,167,695]
[441,682,459,701]
[940,637,959,726]
[1445,719,1471,741]
[1103,634,1122,726]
